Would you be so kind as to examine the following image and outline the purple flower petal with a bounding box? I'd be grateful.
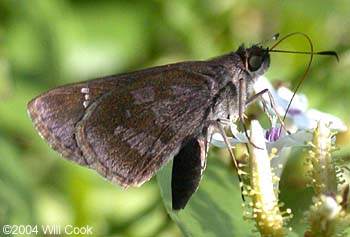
[265,126,282,142]
[287,108,302,116]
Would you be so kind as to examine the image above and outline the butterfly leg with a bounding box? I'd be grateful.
[205,119,245,201]
[237,78,261,149]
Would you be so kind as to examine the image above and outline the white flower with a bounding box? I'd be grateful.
[211,120,312,181]
[247,120,285,236]
[254,76,347,132]
[211,122,312,153]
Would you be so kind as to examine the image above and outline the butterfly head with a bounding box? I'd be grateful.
[237,45,270,77]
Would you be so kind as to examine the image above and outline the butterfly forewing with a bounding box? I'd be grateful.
[27,64,208,166]
[75,69,215,187]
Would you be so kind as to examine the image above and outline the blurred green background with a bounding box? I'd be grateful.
[0,0,349,236]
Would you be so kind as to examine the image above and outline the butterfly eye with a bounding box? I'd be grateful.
[248,55,264,72]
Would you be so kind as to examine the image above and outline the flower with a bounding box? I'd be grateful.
[211,120,312,182]
[253,76,347,132]
[211,121,312,154]
[306,121,337,195]
[246,120,286,236]
[306,194,350,237]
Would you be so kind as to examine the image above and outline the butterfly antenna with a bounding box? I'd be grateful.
[269,32,338,122]
[257,33,280,46]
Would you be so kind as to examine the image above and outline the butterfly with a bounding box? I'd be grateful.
[28,44,270,210]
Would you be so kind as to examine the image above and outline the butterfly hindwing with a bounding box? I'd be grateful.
[171,134,208,210]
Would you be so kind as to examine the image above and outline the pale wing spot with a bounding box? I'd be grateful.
[81,87,90,94]
[83,101,89,108]
[81,87,90,108]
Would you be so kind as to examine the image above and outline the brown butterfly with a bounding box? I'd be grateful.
[27,43,271,209]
